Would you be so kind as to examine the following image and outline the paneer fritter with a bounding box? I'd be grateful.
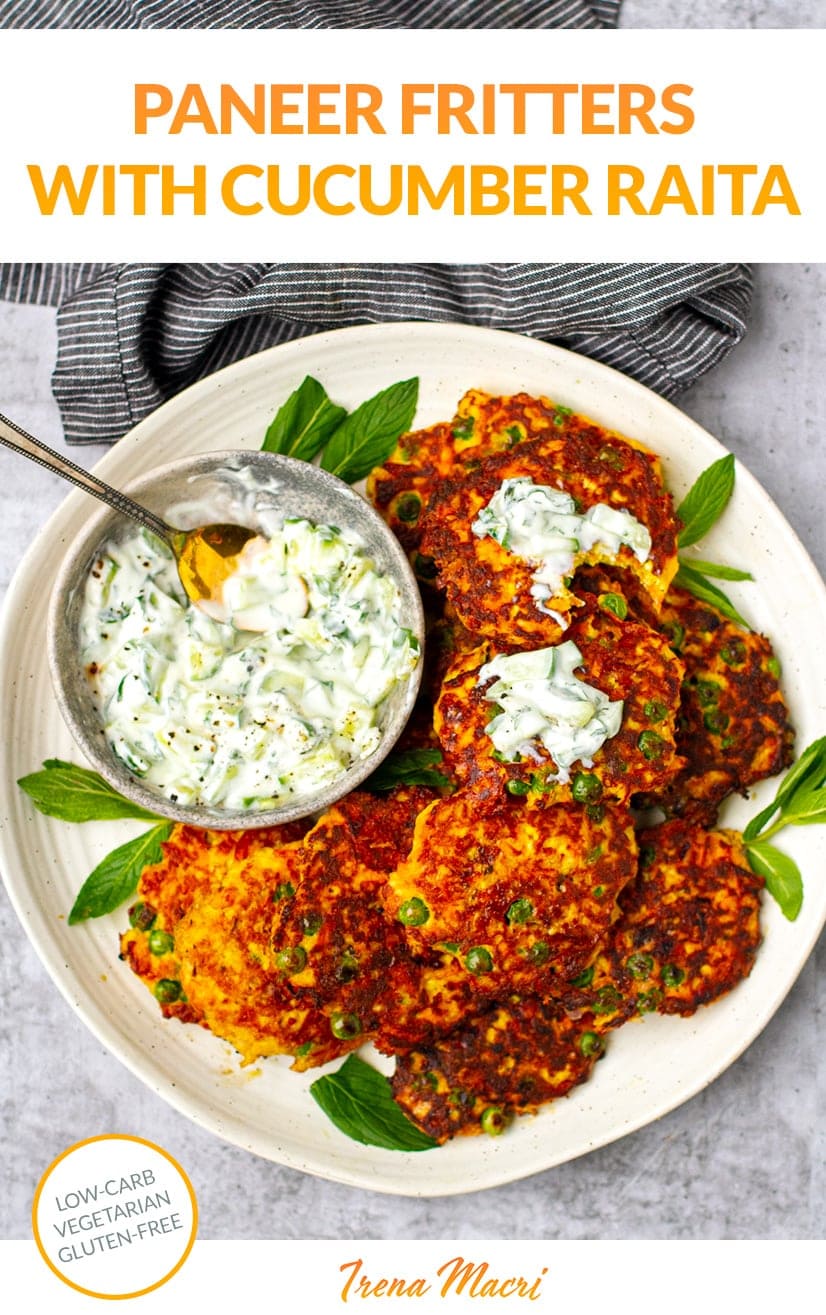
[384,790,638,999]
[645,586,794,825]
[373,952,480,1055]
[391,996,601,1142]
[561,819,764,1025]
[420,414,679,647]
[269,789,433,1043]
[435,604,684,806]
[367,389,543,554]
[121,822,349,1070]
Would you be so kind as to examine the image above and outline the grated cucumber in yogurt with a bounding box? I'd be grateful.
[471,476,652,616]
[79,519,419,811]
[478,643,623,783]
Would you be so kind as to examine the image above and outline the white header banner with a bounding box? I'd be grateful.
[0,28,823,260]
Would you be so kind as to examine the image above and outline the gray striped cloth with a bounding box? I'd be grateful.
[2,0,619,28]
[0,263,753,445]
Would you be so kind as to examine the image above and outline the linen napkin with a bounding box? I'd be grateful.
[0,262,753,445]
[2,0,620,30]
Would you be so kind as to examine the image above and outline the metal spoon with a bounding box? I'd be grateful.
[0,411,260,609]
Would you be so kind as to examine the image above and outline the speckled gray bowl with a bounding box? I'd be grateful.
[48,450,425,829]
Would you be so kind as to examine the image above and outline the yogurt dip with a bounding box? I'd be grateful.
[79,516,420,812]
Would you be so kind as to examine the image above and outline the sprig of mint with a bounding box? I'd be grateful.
[675,454,753,626]
[739,736,826,920]
[310,1053,437,1152]
[263,376,419,484]
[68,823,173,924]
[365,747,452,792]
[17,758,162,823]
[18,759,170,921]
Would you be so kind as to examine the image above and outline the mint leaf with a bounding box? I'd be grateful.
[743,737,826,841]
[366,748,451,792]
[773,736,826,811]
[676,454,736,548]
[262,376,347,461]
[310,1053,437,1152]
[17,759,162,823]
[744,839,803,921]
[320,378,419,484]
[674,562,750,629]
[683,559,753,582]
[68,823,173,924]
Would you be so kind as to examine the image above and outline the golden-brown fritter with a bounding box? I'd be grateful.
[420,415,679,647]
[366,390,537,554]
[269,790,434,1043]
[614,819,763,1015]
[435,605,684,806]
[384,790,638,1000]
[561,819,763,1024]
[645,586,794,825]
[373,952,480,1055]
[121,822,349,1070]
[391,996,601,1142]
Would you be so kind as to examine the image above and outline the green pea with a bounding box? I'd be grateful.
[592,884,606,899]
[153,978,182,1004]
[644,699,668,723]
[395,492,423,524]
[337,949,359,982]
[579,1031,604,1058]
[413,552,438,581]
[695,679,721,708]
[598,445,624,469]
[626,952,654,980]
[569,965,595,988]
[661,963,686,988]
[720,640,746,666]
[128,901,156,932]
[301,912,323,936]
[506,778,531,796]
[506,897,534,925]
[148,929,175,956]
[274,945,307,974]
[766,656,781,679]
[599,592,628,620]
[330,1012,362,1041]
[505,424,523,446]
[526,940,550,966]
[465,946,493,974]
[637,730,665,760]
[663,621,685,651]
[480,1106,508,1137]
[592,985,623,1016]
[704,709,731,734]
[637,988,663,1014]
[272,881,295,902]
[571,772,603,804]
[398,896,430,927]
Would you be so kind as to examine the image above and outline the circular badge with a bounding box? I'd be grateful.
[32,1134,198,1300]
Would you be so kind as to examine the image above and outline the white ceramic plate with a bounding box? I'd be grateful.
[2,322,825,1197]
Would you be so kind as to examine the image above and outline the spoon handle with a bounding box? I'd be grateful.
[0,411,173,542]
